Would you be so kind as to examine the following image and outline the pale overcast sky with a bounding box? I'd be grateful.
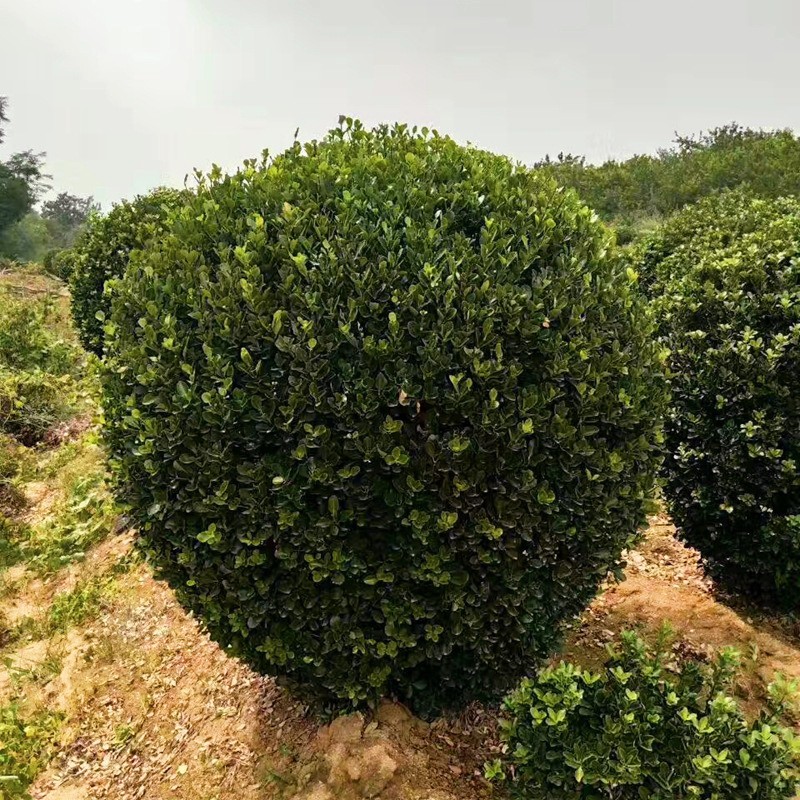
[1,0,798,208]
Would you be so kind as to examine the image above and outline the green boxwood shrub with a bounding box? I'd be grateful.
[102,120,667,712]
[641,192,800,603]
[488,630,800,799]
[43,248,77,282]
[69,188,186,355]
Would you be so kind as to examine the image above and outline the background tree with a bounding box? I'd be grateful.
[41,192,97,230]
[0,97,55,259]
[0,96,8,144]
[536,124,800,242]
[0,151,50,258]
[41,192,98,249]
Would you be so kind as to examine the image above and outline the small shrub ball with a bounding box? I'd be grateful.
[103,121,667,712]
[69,188,187,355]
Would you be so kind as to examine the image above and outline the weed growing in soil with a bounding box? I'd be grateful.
[45,572,117,634]
[0,701,62,799]
[25,471,117,575]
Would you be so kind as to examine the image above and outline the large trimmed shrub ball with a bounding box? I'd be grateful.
[103,121,667,712]
[643,192,800,604]
[69,188,187,355]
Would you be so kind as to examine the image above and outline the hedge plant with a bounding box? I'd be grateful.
[43,248,77,282]
[69,188,186,355]
[488,629,800,799]
[642,192,800,603]
[102,119,667,712]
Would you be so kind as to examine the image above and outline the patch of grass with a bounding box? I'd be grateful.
[112,722,136,748]
[0,434,30,513]
[2,649,63,689]
[0,370,81,446]
[0,568,27,603]
[1,616,41,652]
[33,432,97,482]
[45,573,117,635]
[0,515,29,573]
[0,284,80,377]
[0,701,62,798]
[23,470,118,577]
[2,570,121,650]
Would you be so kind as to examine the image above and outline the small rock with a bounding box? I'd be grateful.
[324,712,365,745]
[374,701,413,728]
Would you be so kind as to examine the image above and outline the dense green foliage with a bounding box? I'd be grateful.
[0,211,52,263]
[0,370,76,446]
[537,125,800,238]
[103,120,667,712]
[0,287,76,375]
[41,248,77,281]
[489,630,800,799]
[640,193,800,603]
[0,151,48,246]
[1,198,95,265]
[69,188,186,355]
[0,702,62,799]
[0,282,83,446]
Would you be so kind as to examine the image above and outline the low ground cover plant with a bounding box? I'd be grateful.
[489,629,800,799]
[0,701,62,799]
[0,281,85,447]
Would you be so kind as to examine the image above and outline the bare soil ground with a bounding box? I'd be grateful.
[0,507,794,800]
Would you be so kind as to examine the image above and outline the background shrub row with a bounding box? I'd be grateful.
[68,188,186,355]
[637,192,800,603]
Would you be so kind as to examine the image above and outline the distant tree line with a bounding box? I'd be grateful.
[0,96,97,262]
[534,123,800,240]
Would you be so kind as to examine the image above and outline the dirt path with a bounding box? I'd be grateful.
[29,567,496,800]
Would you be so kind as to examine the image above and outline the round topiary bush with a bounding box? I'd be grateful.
[642,191,800,604]
[102,120,667,712]
[69,188,187,356]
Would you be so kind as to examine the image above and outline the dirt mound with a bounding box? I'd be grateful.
[286,701,493,800]
[32,570,493,800]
